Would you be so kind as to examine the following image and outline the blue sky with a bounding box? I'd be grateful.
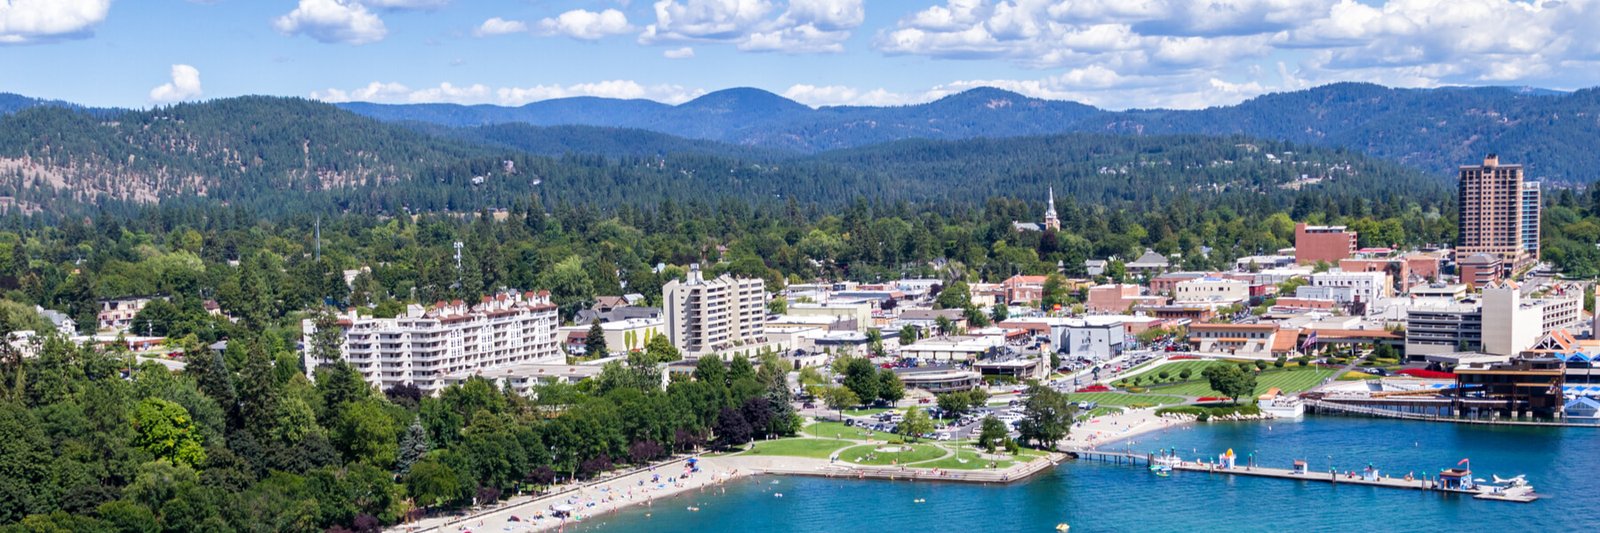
[3,0,1597,110]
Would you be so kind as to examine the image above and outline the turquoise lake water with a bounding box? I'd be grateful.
[574,417,1598,532]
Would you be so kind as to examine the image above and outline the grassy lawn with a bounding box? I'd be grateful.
[916,446,1014,470]
[744,438,854,459]
[1075,406,1123,421]
[803,421,881,440]
[1146,367,1339,396]
[1066,391,1184,407]
[839,443,946,466]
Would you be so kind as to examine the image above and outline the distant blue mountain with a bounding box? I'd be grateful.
[340,82,1600,182]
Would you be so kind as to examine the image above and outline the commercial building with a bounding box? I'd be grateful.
[557,317,666,355]
[1458,154,1540,270]
[1457,253,1504,289]
[1086,284,1165,313]
[787,301,872,332]
[1294,223,1358,265]
[899,336,1004,362]
[1405,282,1581,359]
[302,291,562,394]
[1306,271,1391,304]
[1173,277,1250,303]
[662,264,768,355]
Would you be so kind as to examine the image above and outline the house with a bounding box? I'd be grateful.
[1125,249,1171,275]
[1085,259,1109,276]
[1000,275,1048,305]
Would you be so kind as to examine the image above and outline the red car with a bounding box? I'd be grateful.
[918,398,932,404]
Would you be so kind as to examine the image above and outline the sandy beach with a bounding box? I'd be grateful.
[392,456,749,533]
[1060,407,1194,451]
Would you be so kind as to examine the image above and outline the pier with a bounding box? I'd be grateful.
[1064,449,1538,503]
[1306,398,1597,428]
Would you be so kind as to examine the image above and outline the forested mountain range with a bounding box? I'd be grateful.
[337,83,1600,184]
[0,95,1449,222]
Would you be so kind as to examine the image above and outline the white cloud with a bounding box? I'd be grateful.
[149,64,203,103]
[0,0,111,44]
[362,0,450,8]
[869,0,1600,109]
[474,17,528,37]
[535,9,633,40]
[311,80,707,105]
[641,0,864,53]
[274,0,387,45]
[663,46,696,58]
[781,84,912,107]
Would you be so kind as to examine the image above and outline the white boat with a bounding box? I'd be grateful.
[1259,388,1305,418]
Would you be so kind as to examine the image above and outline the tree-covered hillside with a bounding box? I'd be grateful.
[0,96,1452,223]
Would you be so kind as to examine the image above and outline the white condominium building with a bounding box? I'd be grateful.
[663,264,768,355]
[302,290,561,394]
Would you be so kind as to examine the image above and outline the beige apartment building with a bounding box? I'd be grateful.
[663,264,768,355]
[1458,154,1540,270]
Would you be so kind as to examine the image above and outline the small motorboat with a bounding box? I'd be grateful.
[1056,523,1070,532]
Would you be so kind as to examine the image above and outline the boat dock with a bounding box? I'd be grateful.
[1065,449,1539,503]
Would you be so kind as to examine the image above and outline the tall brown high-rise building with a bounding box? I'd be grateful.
[1458,154,1540,271]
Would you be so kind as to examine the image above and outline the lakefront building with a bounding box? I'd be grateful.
[301,291,562,394]
[662,264,769,355]
[1458,154,1540,271]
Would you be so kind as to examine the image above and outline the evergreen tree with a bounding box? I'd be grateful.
[585,320,608,357]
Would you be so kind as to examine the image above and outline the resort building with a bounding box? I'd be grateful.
[1458,154,1540,270]
[301,291,562,394]
[1294,223,1358,265]
[662,264,768,355]
[1405,282,1582,359]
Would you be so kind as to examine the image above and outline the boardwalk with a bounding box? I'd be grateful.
[1064,449,1538,503]
[1308,399,1597,428]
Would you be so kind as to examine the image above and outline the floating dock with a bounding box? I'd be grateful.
[1065,449,1538,503]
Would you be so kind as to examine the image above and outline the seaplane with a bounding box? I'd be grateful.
[1491,474,1528,487]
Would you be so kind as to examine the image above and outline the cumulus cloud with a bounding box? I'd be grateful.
[149,64,204,103]
[274,0,387,44]
[474,17,528,37]
[641,0,865,53]
[0,0,112,44]
[273,0,448,44]
[781,84,912,107]
[535,9,633,40]
[311,80,707,105]
[663,46,696,58]
[870,0,1600,109]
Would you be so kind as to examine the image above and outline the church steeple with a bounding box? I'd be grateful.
[1044,186,1060,230]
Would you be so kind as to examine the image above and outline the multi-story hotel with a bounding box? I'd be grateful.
[1458,154,1540,270]
[301,290,561,394]
[662,264,768,355]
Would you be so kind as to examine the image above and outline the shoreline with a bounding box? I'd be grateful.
[392,409,1192,533]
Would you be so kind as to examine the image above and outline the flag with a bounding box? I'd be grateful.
[1300,331,1318,353]
[1457,458,1470,466]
